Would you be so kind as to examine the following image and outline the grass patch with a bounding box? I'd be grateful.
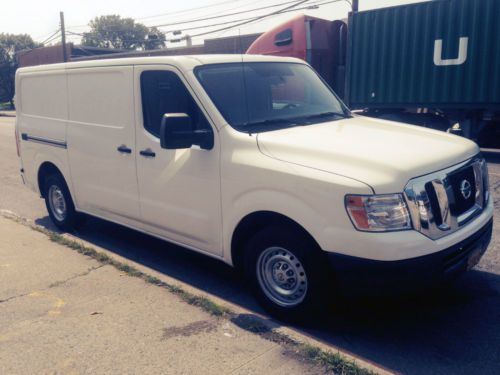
[117,263,142,277]
[163,282,232,317]
[0,211,378,375]
[145,275,162,285]
[299,343,374,375]
[183,294,231,317]
[231,314,376,374]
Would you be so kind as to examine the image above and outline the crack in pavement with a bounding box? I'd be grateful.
[48,264,105,288]
[0,264,105,305]
[227,344,280,374]
[0,292,31,304]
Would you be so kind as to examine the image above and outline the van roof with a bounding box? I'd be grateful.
[17,54,304,74]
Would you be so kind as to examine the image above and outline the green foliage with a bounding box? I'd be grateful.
[0,33,38,106]
[81,15,166,51]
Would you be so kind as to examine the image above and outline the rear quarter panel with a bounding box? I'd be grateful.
[16,69,73,197]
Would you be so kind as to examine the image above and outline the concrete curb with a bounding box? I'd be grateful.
[0,209,396,375]
[0,111,16,117]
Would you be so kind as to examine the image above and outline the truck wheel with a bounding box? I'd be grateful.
[244,226,328,321]
[44,174,79,231]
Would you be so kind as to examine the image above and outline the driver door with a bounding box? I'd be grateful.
[133,65,222,255]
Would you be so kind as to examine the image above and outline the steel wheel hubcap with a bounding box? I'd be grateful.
[256,247,308,307]
[48,185,67,222]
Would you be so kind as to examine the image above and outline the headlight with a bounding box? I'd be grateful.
[345,194,412,232]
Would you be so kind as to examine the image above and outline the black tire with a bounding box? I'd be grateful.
[43,173,79,231]
[244,225,329,321]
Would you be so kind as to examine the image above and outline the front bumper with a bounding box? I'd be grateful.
[326,219,493,295]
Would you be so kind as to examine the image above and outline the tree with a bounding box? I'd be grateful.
[0,34,39,108]
[81,15,166,51]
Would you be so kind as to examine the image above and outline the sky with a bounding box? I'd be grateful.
[0,0,427,47]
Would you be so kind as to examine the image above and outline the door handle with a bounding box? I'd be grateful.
[140,148,156,158]
[117,145,132,154]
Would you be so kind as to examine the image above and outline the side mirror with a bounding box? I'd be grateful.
[160,113,214,150]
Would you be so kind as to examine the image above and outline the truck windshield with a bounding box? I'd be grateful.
[195,62,350,133]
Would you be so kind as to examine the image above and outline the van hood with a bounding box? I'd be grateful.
[256,116,479,193]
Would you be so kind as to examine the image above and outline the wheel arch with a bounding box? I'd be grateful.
[230,211,321,270]
[37,161,75,206]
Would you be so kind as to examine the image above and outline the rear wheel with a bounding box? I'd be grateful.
[44,173,79,231]
[244,226,329,321]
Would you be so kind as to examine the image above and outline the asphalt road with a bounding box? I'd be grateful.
[1,116,500,375]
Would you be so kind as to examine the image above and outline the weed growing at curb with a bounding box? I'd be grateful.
[299,343,373,375]
[0,211,377,375]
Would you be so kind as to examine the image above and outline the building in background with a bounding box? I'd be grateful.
[16,33,261,68]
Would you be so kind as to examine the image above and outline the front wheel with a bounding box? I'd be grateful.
[44,174,79,231]
[244,226,329,321]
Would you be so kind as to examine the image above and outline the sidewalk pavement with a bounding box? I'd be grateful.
[0,216,321,375]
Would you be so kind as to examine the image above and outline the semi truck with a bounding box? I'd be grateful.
[247,0,500,146]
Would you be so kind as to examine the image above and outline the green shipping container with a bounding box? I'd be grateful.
[346,0,500,110]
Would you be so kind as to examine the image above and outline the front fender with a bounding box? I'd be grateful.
[222,169,372,264]
[220,126,373,264]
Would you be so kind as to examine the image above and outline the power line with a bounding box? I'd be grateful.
[66,31,162,43]
[136,0,250,21]
[158,0,342,35]
[171,0,270,23]
[40,30,61,45]
[161,16,268,35]
[66,0,252,29]
[145,0,270,32]
[66,0,306,32]
[13,29,62,61]
[33,29,60,42]
[71,0,308,44]
[66,15,262,38]
[16,32,62,60]
[191,0,308,38]
[189,0,344,38]
[151,0,306,28]
[66,0,347,47]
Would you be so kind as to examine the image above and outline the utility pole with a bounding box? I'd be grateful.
[352,0,359,12]
[60,11,68,62]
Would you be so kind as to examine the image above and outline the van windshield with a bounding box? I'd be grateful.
[194,62,350,133]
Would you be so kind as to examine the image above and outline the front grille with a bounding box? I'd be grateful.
[448,166,476,215]
[404,156,488,240]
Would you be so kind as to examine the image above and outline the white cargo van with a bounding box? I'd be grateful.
[15,55,493,319]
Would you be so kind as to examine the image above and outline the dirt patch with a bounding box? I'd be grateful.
[162,320,218,340]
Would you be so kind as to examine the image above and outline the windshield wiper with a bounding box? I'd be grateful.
[239,118,299,132]
[302,111,351,121]
[242,118,296,127]
[238,112,350,133]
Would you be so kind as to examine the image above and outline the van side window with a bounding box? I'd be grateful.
[140,70,211,137]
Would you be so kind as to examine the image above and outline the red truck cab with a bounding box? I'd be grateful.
[247,14,347,98]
